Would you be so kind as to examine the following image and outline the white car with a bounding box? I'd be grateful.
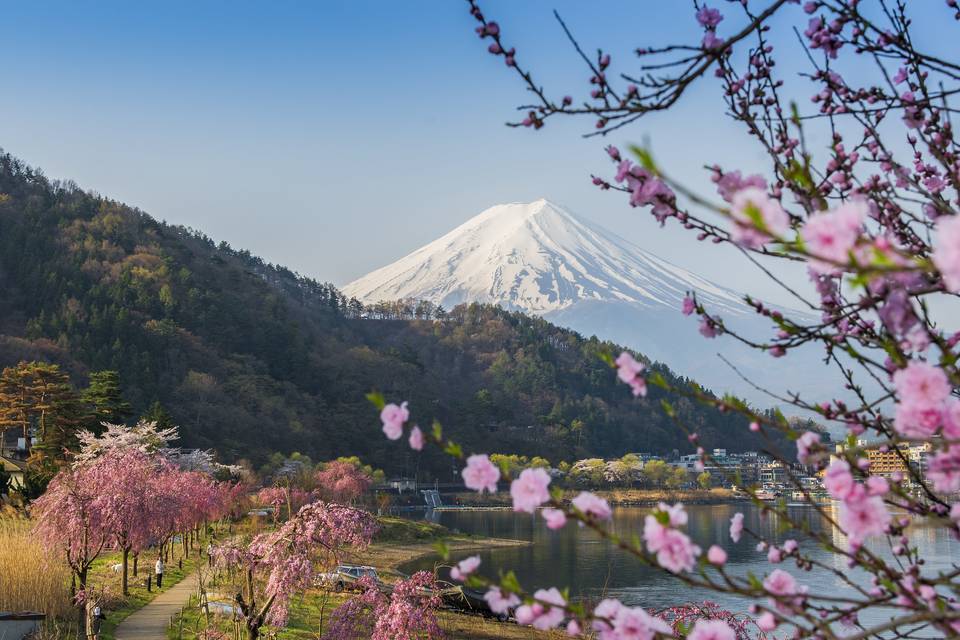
[315,565,380,592]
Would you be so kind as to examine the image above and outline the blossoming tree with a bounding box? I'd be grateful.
[213,500,377,640]
[322,571,444,640]
[370,1,960,637]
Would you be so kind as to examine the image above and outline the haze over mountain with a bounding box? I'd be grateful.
[345,198,831,406]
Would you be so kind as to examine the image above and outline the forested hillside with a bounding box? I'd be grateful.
[0,151,786,475]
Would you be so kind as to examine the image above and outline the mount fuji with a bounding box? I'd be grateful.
[343,198,829,406]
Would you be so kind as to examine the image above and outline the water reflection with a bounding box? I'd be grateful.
[404,504,959,629]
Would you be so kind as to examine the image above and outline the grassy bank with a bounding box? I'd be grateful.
[170,516,559,640]
[450,486,737,507]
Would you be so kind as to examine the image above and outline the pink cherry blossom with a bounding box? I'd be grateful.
[515,587,566,630]
[933,215,960,293]
[866,476,889,496]
[615,351,647,397]
[696,6,723,28]
[729,187,789,248]
[542,507,568,529]
[757,611,777,632]
[612,604,672,640]
[572,491,612,520]
[928,448,960,493]
[707,545,727,565]
[380,402,409,440]
[450,555,480,581]
[893,361,951,437]
[484,587,520,614]
[824,459,856,500]
[682,295,695,315]
[688,619,736,640]
[796,431,821,464]
[566,619,581,636]
[764,568,799,596]
[510,467,552,513]
[729,512,744,543]
[462,454,501,494]
[839,495,890,546]
[801,200,867,274]
[783,539,798,553]
[408,425,424,451]
[763,568,807,613]
[768,546,783,563]
[643,516,701,573]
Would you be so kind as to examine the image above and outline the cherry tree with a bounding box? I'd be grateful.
[32,459,111,596]
[323,571,444,640]
[313,460,372,504]
[213,500,377,640]
[369,1,960,635]
[95,448,164,595]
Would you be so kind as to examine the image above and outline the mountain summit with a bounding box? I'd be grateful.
[344,198,749,316]
[345,199,831,406]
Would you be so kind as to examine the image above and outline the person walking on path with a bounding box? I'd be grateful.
[85,594,105,640]
[154,557,164,589]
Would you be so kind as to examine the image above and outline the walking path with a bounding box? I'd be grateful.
[114,573,199,640]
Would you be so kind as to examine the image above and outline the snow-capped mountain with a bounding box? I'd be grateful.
[344,199,829,406]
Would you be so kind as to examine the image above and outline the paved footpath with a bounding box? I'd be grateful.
[114,573,199,640]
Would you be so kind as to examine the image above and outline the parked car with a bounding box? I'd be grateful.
[315,565,381,592]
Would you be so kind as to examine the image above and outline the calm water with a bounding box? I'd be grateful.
[402,504,959,629]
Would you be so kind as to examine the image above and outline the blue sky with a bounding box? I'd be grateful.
[0,1,950,308]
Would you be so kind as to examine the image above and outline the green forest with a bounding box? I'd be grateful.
[0,151,791,477]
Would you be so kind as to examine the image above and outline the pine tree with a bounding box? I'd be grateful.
[82,370,132,432]
[141,400,176,430]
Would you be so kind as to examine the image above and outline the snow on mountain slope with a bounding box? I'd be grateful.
[344,199,749,316]
[343,199,833,406]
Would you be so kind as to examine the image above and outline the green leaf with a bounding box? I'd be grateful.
[434,540,449,561]
[660,400,675,417]
[629,145,657,172]
[648,372,669,389]
[598,351,615,367]
[500,570,521,593]
[365,391,385,411]
[432,420,443,441]
[443,441,463,458]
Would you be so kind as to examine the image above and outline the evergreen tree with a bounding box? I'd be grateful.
[141,400,176,431]
[82,370,132,431]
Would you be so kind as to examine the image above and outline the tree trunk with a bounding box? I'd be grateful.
[246,623,259,640]
[76,568,88,627]
[132,552,139,577]
[121,547,130,596]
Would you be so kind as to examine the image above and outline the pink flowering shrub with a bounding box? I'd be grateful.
[323,571,443,640]
[363,1,960,637]
[659,602,765,640]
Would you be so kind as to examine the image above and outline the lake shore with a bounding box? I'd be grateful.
[445,487,740,508]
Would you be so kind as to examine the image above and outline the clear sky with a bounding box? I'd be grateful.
[0,1,951,309]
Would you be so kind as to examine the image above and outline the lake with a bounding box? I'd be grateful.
[401,503,959,629]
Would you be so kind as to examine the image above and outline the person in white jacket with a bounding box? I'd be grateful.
[155,558,164,588]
